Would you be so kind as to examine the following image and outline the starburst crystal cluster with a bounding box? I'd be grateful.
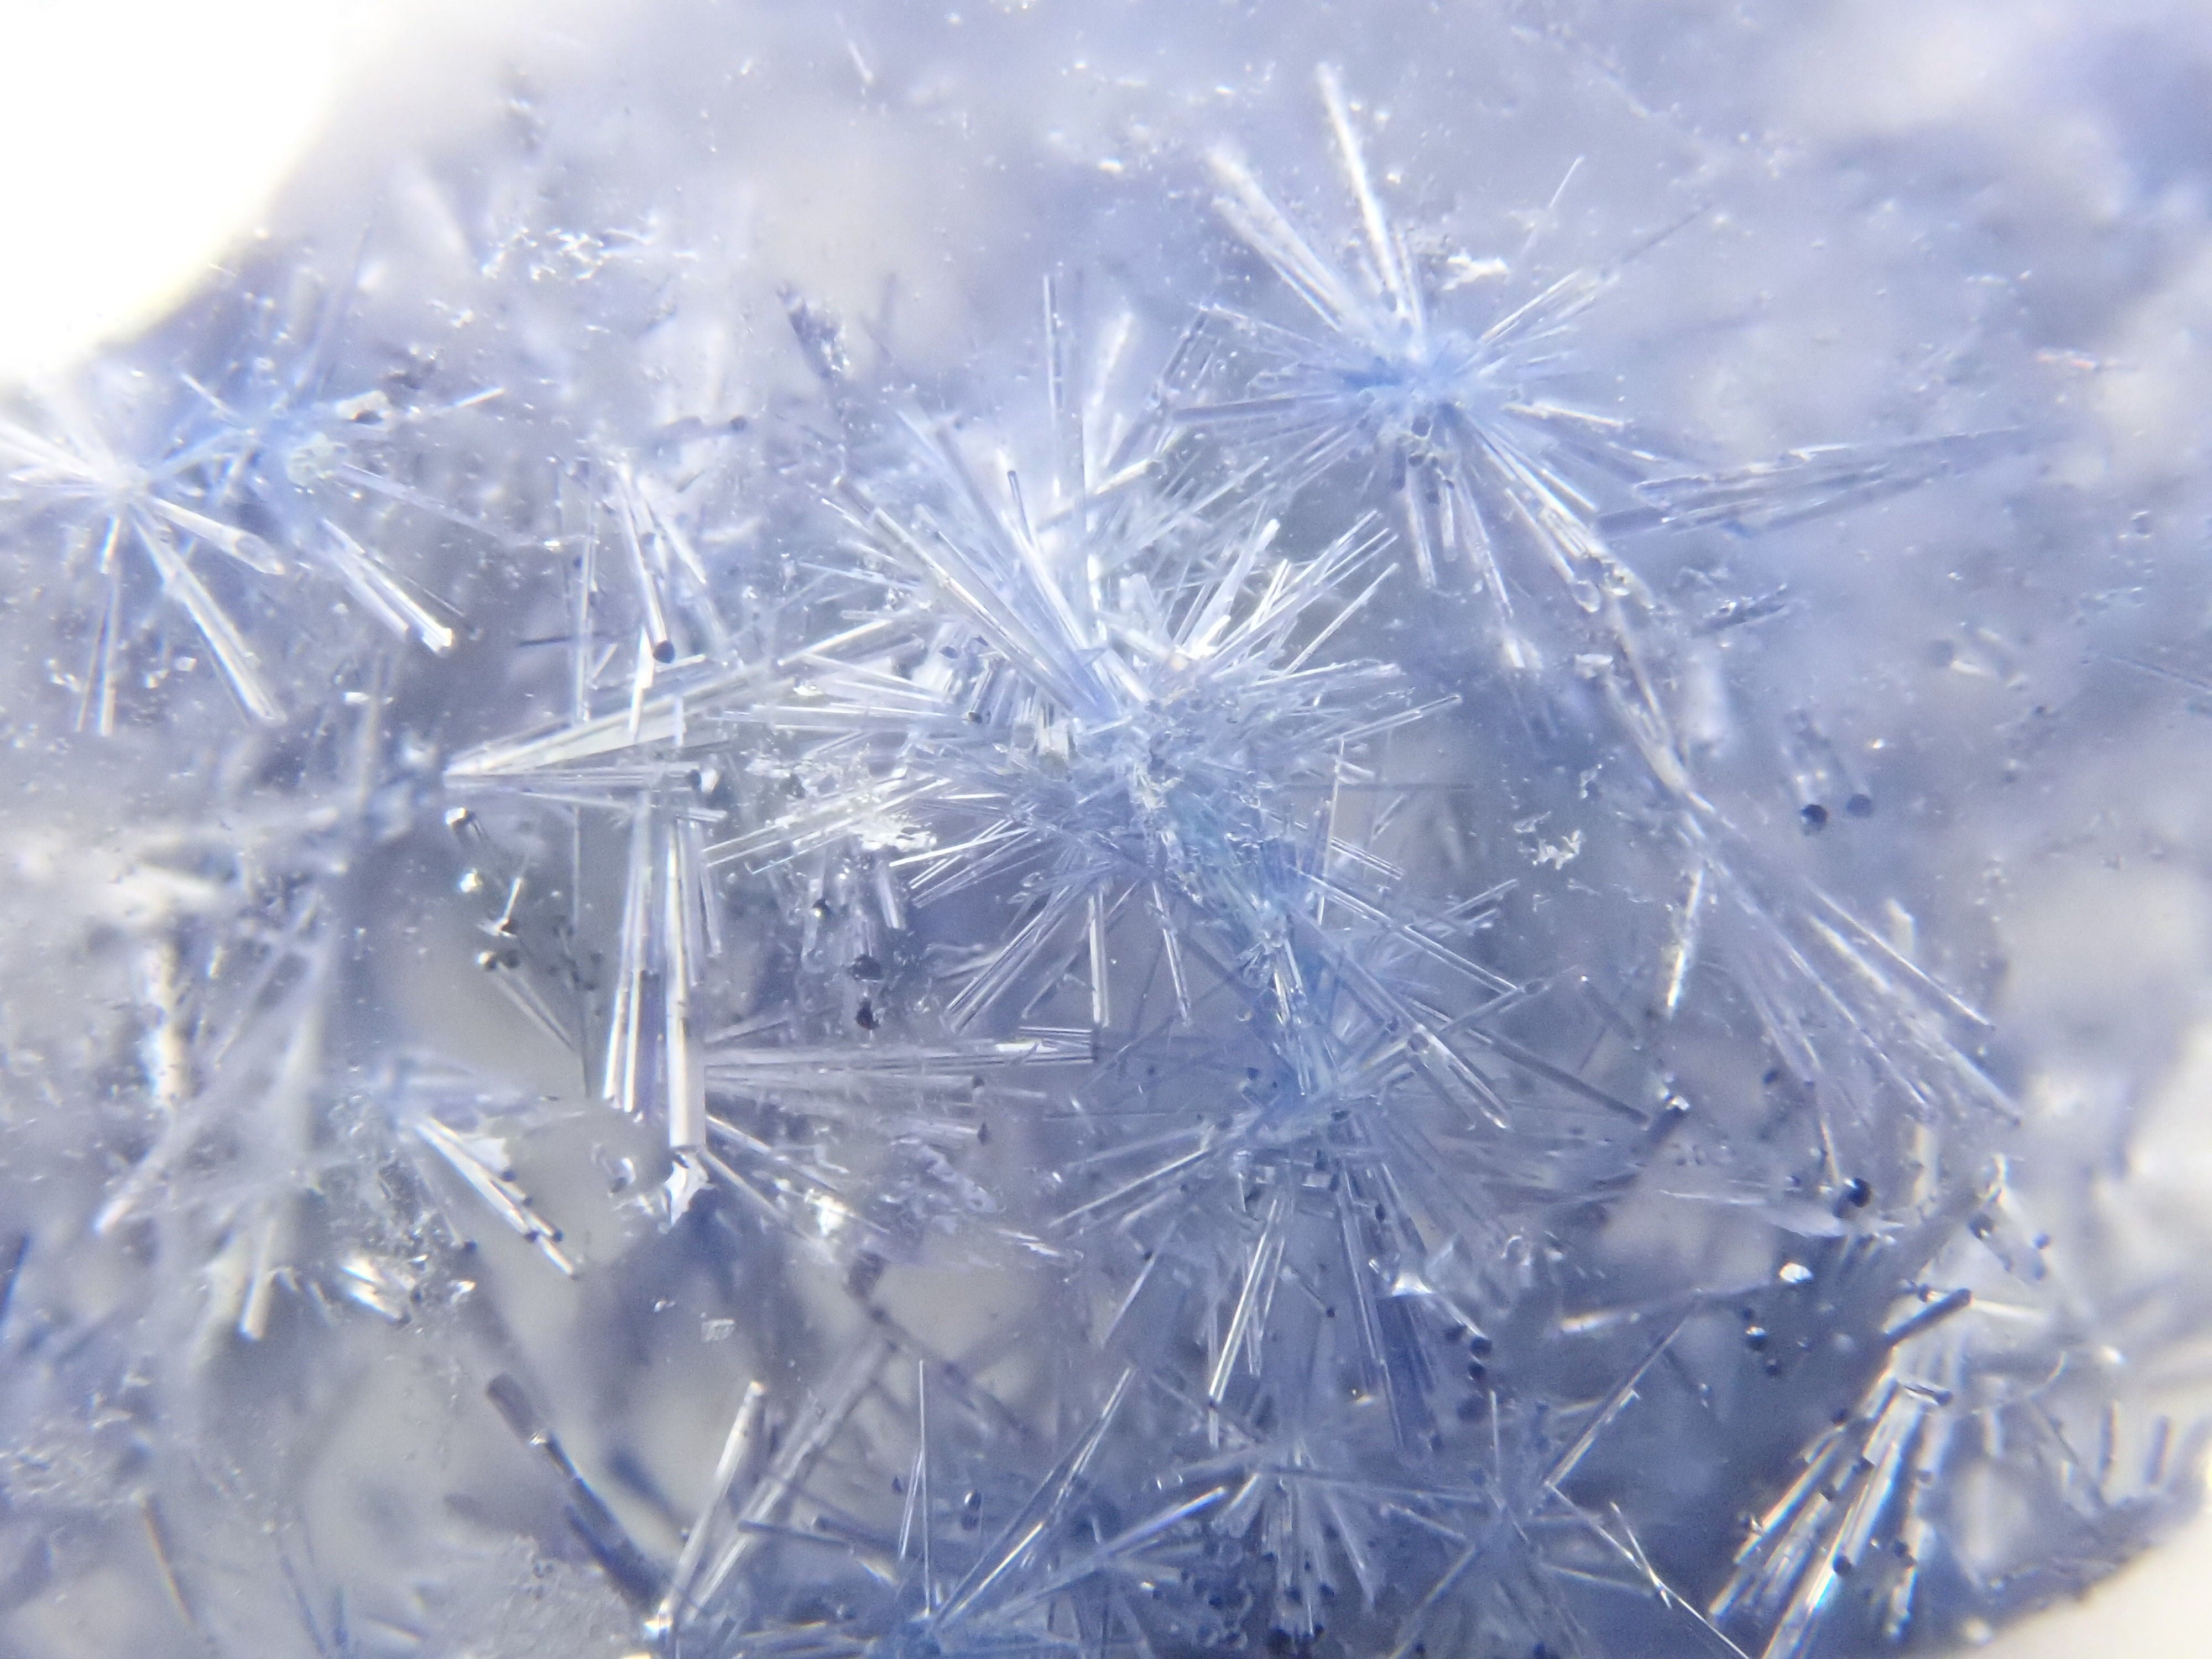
[4,7,2211,1659]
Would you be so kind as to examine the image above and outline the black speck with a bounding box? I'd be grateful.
[1800,802,1829,832]
[848,953,883,981]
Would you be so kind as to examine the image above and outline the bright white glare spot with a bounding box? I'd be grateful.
[0,2,427,382]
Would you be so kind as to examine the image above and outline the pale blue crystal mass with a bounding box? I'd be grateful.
[2,6,2209,1658]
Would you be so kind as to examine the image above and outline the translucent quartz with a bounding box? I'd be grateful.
[3,6,2210,1658]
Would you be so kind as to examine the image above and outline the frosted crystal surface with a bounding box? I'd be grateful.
[4,4,2212,1657]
